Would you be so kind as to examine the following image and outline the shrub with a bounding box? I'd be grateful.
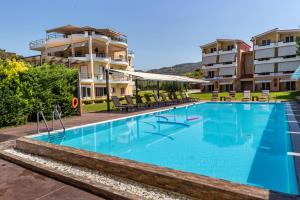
[0,59,78,127]
[82,99,93,105]
[94,99,105,103]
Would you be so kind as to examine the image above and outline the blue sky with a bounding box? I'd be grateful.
[1,0,300,70]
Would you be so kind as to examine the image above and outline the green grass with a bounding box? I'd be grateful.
[83,91,300,113]
[189,91,300,101]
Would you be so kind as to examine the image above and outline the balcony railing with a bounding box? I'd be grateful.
[111,36,127,43]
[30,33,65,49]
[111,74,130,82]
[80,73,92,79]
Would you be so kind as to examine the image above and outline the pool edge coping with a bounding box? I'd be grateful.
[11,136,299,200]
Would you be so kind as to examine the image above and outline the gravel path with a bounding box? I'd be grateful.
[4,149,191,200]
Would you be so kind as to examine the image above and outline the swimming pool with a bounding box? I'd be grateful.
[33,102,298,195]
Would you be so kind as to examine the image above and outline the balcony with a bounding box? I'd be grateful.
[254,56,300,65]
[218,48,237,55]
[203,75,236,81]
[110,74,130,83]
[253,42,277,50]
[69,54,109,63]
[278,42,297,57]
[202,62,237,70]
[110,58,128,66]
[202,51,218,57]
[80,73,93,83]
[254,72,291,78]
[110,36,128,47]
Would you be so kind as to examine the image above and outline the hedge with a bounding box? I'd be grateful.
[0,59,78,127]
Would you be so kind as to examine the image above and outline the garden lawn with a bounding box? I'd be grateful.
[83,91,300,113]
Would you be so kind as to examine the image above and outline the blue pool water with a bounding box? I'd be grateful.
[33,102,298,194]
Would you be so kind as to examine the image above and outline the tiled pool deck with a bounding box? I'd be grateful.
[1,102,300,199]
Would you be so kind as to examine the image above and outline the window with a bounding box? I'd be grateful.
[208,85,214,92]
[262,82,270,90]
[95,87,107,97]
[286,81,296,91]
[210,47,217,53]
[75,51,82,57]
[121,88,125,95]
[112,87,116,93]
[262,39,271,46]
[81,86,91,98]
[285,36,294,43]
[208,71,214,78]
[227,45,234,51]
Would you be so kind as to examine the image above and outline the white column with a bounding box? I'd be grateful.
[89,36,95,100]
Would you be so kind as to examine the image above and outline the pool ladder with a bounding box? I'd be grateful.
[37,105,65,137]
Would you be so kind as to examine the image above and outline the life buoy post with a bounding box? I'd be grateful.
[72,97,79,108]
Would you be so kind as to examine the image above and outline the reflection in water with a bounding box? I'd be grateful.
[34,102,298,195]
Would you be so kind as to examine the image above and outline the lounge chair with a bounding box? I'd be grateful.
[161,93,173,105]
[179,92,189,103]
[153,94,164,106]
[184,92,199,102]
[168,93,180,104]
[136,95,150,108]
[173,93,184,103]
[259,90,270,102]
[125,95,145,109]
[225,91,236,102]
[144,94,157,107]
[111,96,134,112]
[211,91,219,101]
[242,91,251,101]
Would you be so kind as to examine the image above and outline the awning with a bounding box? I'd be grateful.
[219,81,233,85]
[278,61,300,72]
[280,79,294,83]
[219,53,236,63]
[219,67,236,76]
[109,69,208,83]
[255,80,272,83]
[255,63,274,73]
[72,42,88,48]
[291,65,300,80]
[46,44,70,53]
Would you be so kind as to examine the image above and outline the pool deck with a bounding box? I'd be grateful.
[1,101,300,199]
[0,104,193,200]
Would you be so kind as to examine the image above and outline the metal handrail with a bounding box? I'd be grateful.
[52,105,65,132]
[37,111,50,134]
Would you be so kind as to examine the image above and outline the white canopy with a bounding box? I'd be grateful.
[109,69,208,83]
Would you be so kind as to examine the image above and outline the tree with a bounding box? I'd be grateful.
[184,69,203,79]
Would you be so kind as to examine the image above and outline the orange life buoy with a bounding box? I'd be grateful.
[71,97,78,108]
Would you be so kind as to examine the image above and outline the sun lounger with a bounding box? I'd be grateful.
[153,94,164,106]
[242,91,251,101]
[111,96,134,112]
[211,91,219,101]
[144,94,157,107]
[169,93,180,104]
[136,95,150,108]
[184,92,199,102]
[125,95,145,109]
[225,91,236,101]
[161,93,173,105]
[259,90,270,102]
[179,92,189,103]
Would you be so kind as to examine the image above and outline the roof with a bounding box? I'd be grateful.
[200,39,251,49]
[251,28,278,41]
[46,25,126,37]
[251,28,300,41]
[109,69,208,83]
